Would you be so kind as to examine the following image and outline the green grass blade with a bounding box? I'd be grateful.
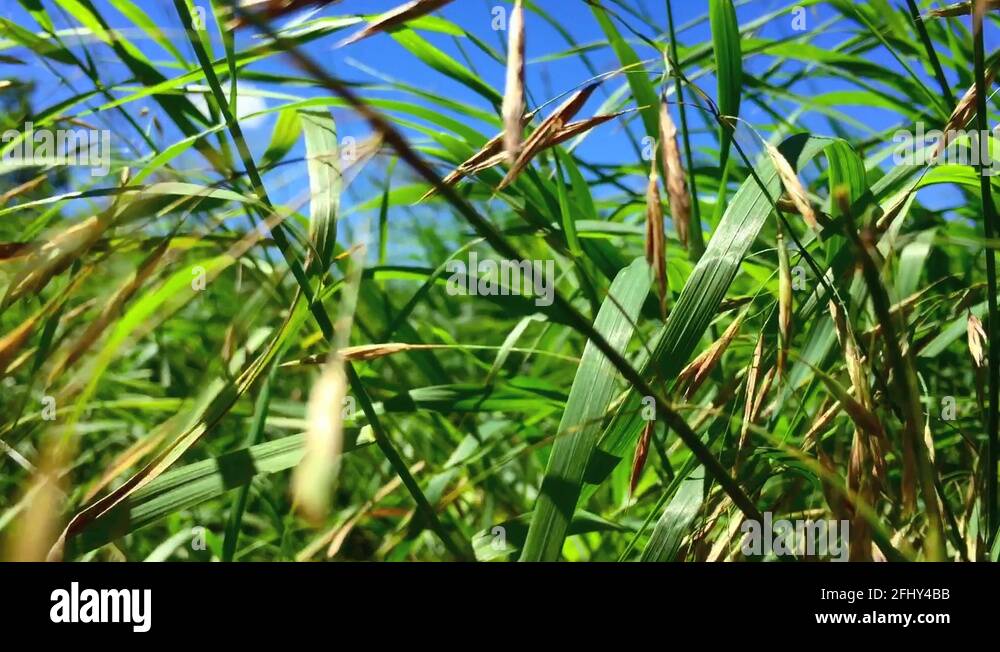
[300,109,341,270]
[709,0,742,146]
[67,432,367,557]
[520,258,650,561]
[640,466,705,561]
[590,4,660,142]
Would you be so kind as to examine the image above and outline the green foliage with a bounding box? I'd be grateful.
[1,0,998,562]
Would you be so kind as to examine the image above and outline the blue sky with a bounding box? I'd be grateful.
[1,0,995,233]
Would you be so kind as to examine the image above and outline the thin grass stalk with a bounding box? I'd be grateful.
[222,364,276,562]
[904,0,955,107]
[972,0,999,540]
[502,0,526,164]
[345,364,472,559]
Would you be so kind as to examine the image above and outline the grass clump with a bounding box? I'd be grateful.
[1,0,999,562]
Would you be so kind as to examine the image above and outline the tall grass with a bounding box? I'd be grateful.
[0,0,998,562]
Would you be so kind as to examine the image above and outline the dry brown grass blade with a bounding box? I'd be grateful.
[815,369,886,446]
[0,242,31,262]
[338,0,454,47]
[46,242,168,385]
[497,82,600,190]
[409,114,619,204]
[2,215,109,308]
[547,110,629,148]
[775,197,832,224]
[832,300,877,560]
[766,143,818,230]
[829,302,868,403]
[309,462,423,559]
[502,0,526,165]
[659,102,691,249]
[924,420,936,464]
[875,189,919,233]
[230,0,344,28]
[933,69,996,159]
[774,197,798,214]
[629,420,654,497]
[818,299,892,513]
[751,366,776,421]
[0,311,44,376]
[718,296,754,314]
[325,469,415,558]
[926,0,1000,18]
[803,400,839,451]
[282,342,442,366]
[816,445,851,523]
[678,311,745,399]
[460,152,509,176]
[968,311,989,419]
[862,283,942,341]
[0,173,46,205]
[455,137,508,174]
[339,135,384,192]
[59,298,97,324]
[847,430,875,561]
[417,112,538,202]
[342,342,422,361]
[645,161,668,318]
[0,267,94,376]
[706,503,747,561]
[827,301,886,442]
[80,417,177,503]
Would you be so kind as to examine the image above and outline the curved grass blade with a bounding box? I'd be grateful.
[66,432,368,558]
[300,108,341,270]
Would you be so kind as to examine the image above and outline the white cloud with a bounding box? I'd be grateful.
[187,83,268,130]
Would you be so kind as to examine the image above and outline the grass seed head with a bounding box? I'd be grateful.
[968,312,988,368]
[497,82,600,190]
[630,420,654,497]
[933,69,996,159]
[338,0,454,47]
[776,226,793,377]
[679,312,744,398]
[502,0,526,165]
[736,334,766,465]
[927,0,1000,17]
[646,162,668,318]
[766,142,818,230]
[547,111,629,148]
[659,102,691,248]
[293,361,349,524]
